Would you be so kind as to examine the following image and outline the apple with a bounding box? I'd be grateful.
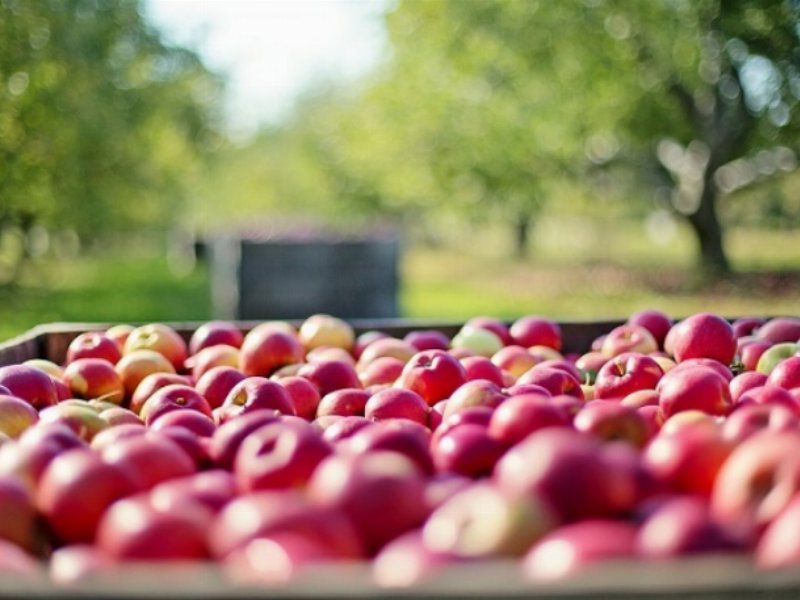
[756,494,800,569]
[459,356,504,386]
[96,493,209,560]
[669,357,733,382]
[424,473,473,512]
[106,324,134,351]
[740,340,773,372]
[140,384,213,426]
[0,424,85,489]
[101,433,196,491]
[0,396,38,439]
[373,530,455,587]
[191,366,244,412]
[98,406,143,428]
[495,428,638,521]
[0,365,57,409]
[209,409,281,469]
[601,324,658,358]
[150,409,216,438]
[722,403,799,443]
[358,356,405,388]
[239,325,304,377]
[441,380,506,420]
[115,349,176,399]
[757,317,800,344]
[235,421,332,492]
[209,490,363,560]
[516,366,583,400]
[768,356,800,391]
[297,360,362,397]
[451,326,503,358]
[308,451,428,554]
[186,344,239,381]
[0,474,37,551]
[38,403,108,442]
[573,401,650,448]
[150,470,237,515]
[273,375,321,421]
[522,520,638,581]
[316,388,371,419]
[223,377,295,419]
[37,447,139,543]
[66,332,121,365]
[344,420,434,476]
[189,320,243,355]
[735,385,799,411]
[62,358,124,404]
[729,371,768,403]
[298,314,355,351]
[431,424,506,478]
[124,323,188,371]
[397,350,467,407]
[22,359,64,380]
[402,330,450,353]
[488,393,568,445]
[711,430,800,540]
[574,351,608,385]
[491,346,540,379]
[305,346,356,366]
[534,358,582,381]
[128,372,189,415]
[364,388,429,425]
[620,389,660,409]
[432,407,494,446]
[628,309,672,348]
[89,423,146,453]
[657,366,732,418]
[756,342,799,375]
[358,337,416,366]
[510,316,562,351]
[637,495,740,558]
[354,330,390,359]
[319,416,372,444]
[668,313,736,365]
[732,317,765,338]
[593,352,663,400]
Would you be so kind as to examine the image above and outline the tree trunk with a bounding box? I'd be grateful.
[685,181,730,276]
[513,211,532,259]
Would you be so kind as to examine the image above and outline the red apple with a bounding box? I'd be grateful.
[573,401,650,448]
[354,330,390,359]
[316,388,371,419]
[601,324,658,358]
[297,360,362,397]
[63,358,124,404]
[101,433,195,491]
[510,316,562,351]
[239,325,305,377]
[657,366,732,418]
[38,403,108,442]
[488,393,568,446]
[319,416,372,444]
[593,352,663,400]
[620,389,660,409]
[37,448,138,543]
[491,345,540,379]
[768,356,800,391]
[223,377,295,419]
[669,313,736,365]
[735,384,799,411]
[235,421,332,492]
[358,337,416,367]
[194,366,245,411]
[151,470,237,515]
[757,317,800,344]
[0,474,37,551]
[89,423,146,453]
[344,420,433,475]
[66,332,122,365]
[358,356,405,388]
[209,409,281,469]
[0,365,57,410]
[186,344,239,381]
[516,366,583,400]
[364,388,429,425]
[523,520,638,581]
[128,372,189,415]
[431,424,505,478]
[124,323,188,371]
[756,493,800,569]
[189,320,243,354]
[740,340,773,372]
[729,371,768,403]
[150,409,216,438]
[140,384,212,426]
[115,350,176,399]
[732,317,765,338]
[459,356,504,386]
[0,396,39,439]
[273,375,321,421]
[442,380,506,420]
[722,403,799,443]
[402,330,450,353]
[308,451,428,554]
[0,424,85,489]
[628,309,672,349]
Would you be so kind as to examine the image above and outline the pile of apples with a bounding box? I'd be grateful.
[0,311,799,587]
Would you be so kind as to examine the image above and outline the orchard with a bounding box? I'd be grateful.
[0,312,799,588]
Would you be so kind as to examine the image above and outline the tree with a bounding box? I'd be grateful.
[0,0,221,281]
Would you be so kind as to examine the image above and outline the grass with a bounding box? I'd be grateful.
[0,222,798,343]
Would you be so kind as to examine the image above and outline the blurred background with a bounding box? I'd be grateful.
[0,0,798,340]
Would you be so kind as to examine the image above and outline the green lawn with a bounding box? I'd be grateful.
[0,224,798,343]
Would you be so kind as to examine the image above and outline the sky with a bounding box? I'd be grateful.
[144,0,391,136]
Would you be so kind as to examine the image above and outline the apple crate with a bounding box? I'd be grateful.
[2,319,800,600]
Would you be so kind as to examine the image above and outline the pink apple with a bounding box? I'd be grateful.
[397,350,467,407]
[0,474,37,551]
[101,433,196,491]
[209,409,281,469]
[756,494,800,569]
[0,424,85,489]
[669,313,736,365]
[628,309,672,348]
[238,325,304,377]
[510,316,562,351]
[657,366,732,418]
[150,470,237,515]
[0,365,57,409]
[431,424,505,478]
[401,330,449,353]
[189,320,243,355]
[223,533,336,585]
[223,377,295,419]
[488,393,568,445]
[364,388,429,425]
[140,384,212,426]
[0,539,40,577]
[99,406,144,428]
[273,375,321,421]
[316,388,371,418]
[735,384,799,411]
[150,409,216,438]
[89,423,146,453]
[194,366,245,411]
[66,332,122,365]
[459,356,504,386]
[768,356,800,391]
[729,371,768,403]
[601,324,658,358]
[491,345,540,379]
[620,389,660,409]
[757,317,800,344]
[373,530,455,587]
[593,352,663,400]
[124,323,188,371]
[319,415,372,444]
[186,344,240,381]
[516,366,583,400]
[732,317,765,338]
[358,356,405,388]
[49,544,113,586]
[297,360,362,397]
[442,380,506,420]
[344,420,433,476]
[722,403,799,443]
[354,330,390,359]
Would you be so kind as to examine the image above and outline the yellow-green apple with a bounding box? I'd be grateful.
[711,431,800,541]
[194,366,245,411]
[139,384,212,426]
[757,317,800,344]
[722,404,799,443]
[297,360,362,397]
[189,320,243,355]
[234,421,332,492]
[601,324,658,358]
[628,309,672,349]
[63,358,124,404]
[316,388,370,418]
[459,356,504,386]
[36,448,138,543]
[465,316,512,345]
[757,342,799,375]
[238,324,304,377]
[22,359,64,380]
[38,403,108,442]
[123,323,188,371]
[273,375,321,421]
[66,332,121,365]
[643,422,733,498]
[96,493,209,560]
[488,393,568,446]
[573,401,650,448]
[768,356,800,391]
[495,428,638,521]
[358,337,416,366]
[364,388,429,425]
[115,350,176,399]
[423,482,554,559]
[298,314,355,351]
[209,410,280,469]
[510,316,562,351]
[358,356,405,388]
[594,352,663,400]
[668,313,736,365]
[0,365,57,410]
[0,396,38,439]
[522,520,638,581]
[308,451,429,555]
[657,366,732,418]
[451,326,503,358]
[222,377,295,420]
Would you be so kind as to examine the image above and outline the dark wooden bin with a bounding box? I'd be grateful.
[1,319,800,599]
